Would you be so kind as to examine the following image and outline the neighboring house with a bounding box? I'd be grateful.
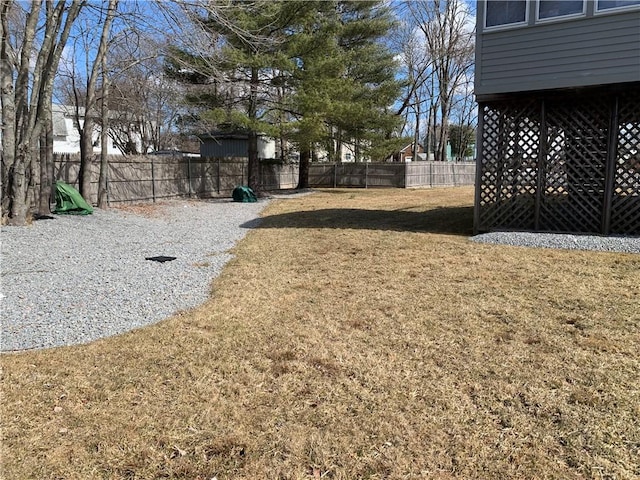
[335,142,359,163]
[391,143,427,163]
[52,104,142,156]
[314,140,366,163]
[474,0,640,235]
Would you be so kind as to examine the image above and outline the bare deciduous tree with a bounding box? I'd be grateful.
[404,0,475,161]
[106,43,183,155]
[1,0,83,225]
[58,0,118,198]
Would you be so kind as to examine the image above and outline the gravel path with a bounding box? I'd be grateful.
[1,199,267,352]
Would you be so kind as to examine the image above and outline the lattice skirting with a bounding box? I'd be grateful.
[474,85,640,235]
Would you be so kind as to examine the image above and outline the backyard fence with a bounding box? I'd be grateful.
[52,154,475,205]
[53,154,298,205]
[308,161,476,188]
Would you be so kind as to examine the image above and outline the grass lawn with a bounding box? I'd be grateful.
[2,187,639,479]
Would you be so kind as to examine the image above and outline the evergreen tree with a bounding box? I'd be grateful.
[286,0,403,187]
[168,0,402,191]
[283,1,341,187]
[328,1,404,163]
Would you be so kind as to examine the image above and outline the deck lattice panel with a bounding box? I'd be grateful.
[610,90,640,234]
[476,86,640,235]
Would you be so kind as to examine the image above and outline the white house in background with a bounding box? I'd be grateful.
[334,141,359,163]
[52,104,142,155]
[280,141,362,163]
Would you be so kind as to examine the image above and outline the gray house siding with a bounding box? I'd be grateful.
[475,5,640,99]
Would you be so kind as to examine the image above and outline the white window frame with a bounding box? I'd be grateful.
[594,0,640,14]
[535,0,586,23]
[483,0,529,32]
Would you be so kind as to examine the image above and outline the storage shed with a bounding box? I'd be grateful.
[474,0,640,235]
[199,130,276,160]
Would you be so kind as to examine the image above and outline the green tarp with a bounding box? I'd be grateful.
[53,181,93,215]
[232,185,257,203]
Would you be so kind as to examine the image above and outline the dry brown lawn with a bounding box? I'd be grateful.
[2,187,639,479]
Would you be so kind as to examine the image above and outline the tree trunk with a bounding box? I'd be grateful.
[438,93,450,162]
[413,92,421,162]
[79,119,94,199]
[297,146,311,190]
[430,102,438,161]
[2,0,83,225]
[247,65,260,192]
[78,0,118,202]
[2,0,40,223]
[0,2,16,218]
[8,152,30,225]
[98,66,110,208]
[38,103,54,214]
[335,127,343,163]
[247,131,259,192]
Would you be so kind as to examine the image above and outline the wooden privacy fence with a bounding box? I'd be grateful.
[52,154,475,205]
[53,155,297,205]
[308,161,476,188]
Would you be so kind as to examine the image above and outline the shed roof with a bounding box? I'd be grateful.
[198,129,271,142]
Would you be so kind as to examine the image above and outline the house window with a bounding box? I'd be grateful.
[345,153,352,161]
[596,0,640,11]
[538,0,585,20]
[485,0,527,28]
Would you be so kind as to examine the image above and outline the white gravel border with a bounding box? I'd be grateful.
[471,231,640,254]
[0,199,268,352]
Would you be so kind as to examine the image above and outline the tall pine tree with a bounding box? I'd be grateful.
[286,1,403,187]
[168,0,402,191]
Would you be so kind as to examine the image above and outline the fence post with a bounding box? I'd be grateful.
[151,156,156,202]
[430,161,433,188]
[404,162,409,188]
[365,162,368,189]
[217,158,221,194]
[452,162,456,187]
[333,163,337,188]
[187,156,193,197]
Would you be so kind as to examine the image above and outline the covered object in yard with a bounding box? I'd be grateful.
[232,185,257,203]
[53,181,93,215]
